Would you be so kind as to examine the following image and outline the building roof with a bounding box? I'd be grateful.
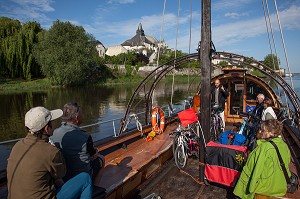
[96,40,105,47]
[121,23,157,47]
[106,45,128,56]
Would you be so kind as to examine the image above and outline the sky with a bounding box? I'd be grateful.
[1,0,300,72]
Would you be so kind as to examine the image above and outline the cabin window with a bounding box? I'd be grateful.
[245,80,265,101]
[245,80,271,111]
[229,81,244,115]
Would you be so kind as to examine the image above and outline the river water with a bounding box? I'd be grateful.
[0,75,299,143]
[0,82,198,143]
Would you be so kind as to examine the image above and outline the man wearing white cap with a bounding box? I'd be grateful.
[7,106,93,199]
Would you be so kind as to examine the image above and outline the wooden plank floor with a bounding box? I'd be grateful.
[93,123,178,197]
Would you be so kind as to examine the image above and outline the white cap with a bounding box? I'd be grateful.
[25,106,63,133]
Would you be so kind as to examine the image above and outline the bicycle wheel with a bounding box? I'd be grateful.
[210,116,218,141]
[172,133,180,155]
[174,144,188,169]
[212,126,218,141]
[215,116,223,141]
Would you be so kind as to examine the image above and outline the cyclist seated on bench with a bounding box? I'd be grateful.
[211,79,228,129]
[251,93,265,119]
[234,119,291,198]
[261,97,277,121]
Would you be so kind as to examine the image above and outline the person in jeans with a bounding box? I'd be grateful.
[211,79,229,129]
[233,119,291,198]
[7,106,92,199]
[51,102,105,181]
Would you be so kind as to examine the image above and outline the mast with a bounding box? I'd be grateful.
[199,0,211,181]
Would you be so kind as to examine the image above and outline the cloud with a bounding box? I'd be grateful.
[213,5,300,47]
[213,0,255,10]
[164,4,300,54]
[107,0,135,4]
[87,12,179,46]
[1,0,54,23]
[224,12,248,19]
[11,0,54,12]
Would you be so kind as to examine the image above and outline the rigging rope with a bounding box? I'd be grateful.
[264,0,280,71]
[273,0,294,89]
[156,0,166,69]
[188,0,193,88]
[153,0,167,108]
[171,0,180,106]
[262,0,290,111]
[122,114,143,133]
[262,0,281,98]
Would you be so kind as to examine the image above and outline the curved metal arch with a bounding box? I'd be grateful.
[119,51,300,135]
[213,51,300,114]
[119,53,199,134]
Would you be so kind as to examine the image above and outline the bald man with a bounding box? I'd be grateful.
[211,79,229,129]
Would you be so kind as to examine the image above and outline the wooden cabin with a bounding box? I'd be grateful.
[212,68,279,123]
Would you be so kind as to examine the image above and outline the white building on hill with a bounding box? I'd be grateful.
[95,40,106,57]
[105,23,167,63]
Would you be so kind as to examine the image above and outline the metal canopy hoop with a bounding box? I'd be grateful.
[119,51,300,135]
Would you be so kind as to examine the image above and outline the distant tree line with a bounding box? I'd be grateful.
[215,54,280,72]
[0,17,280,86]
[0,17,111,86]
[0,17,152,86]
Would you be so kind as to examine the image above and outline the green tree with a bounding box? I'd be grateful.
[0,18,42,80]
[219,60,228,68]
[156,50,187,67]
[125,64,133,76]
[18,21,43,80]
[34,20,100,86]
[263,54,280,70]
[0,17,21,39]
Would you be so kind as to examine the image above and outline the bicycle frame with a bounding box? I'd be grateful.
[211,109,223,141]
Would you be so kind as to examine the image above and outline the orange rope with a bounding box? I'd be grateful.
[179,169,204,185]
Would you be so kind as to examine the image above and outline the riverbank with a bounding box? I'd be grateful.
[0,75,199,93]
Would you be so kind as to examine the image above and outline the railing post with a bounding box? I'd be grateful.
[112,120,117,137]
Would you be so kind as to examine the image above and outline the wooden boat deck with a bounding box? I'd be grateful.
[93,122,178,198]
[94,122,300,199]
[1,121,299,199]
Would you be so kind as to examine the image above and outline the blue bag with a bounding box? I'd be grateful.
[219,131,234,145]
[232,134,246,146]
[219,131,246,146]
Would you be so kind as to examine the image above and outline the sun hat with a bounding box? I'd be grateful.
[25,106,63,133]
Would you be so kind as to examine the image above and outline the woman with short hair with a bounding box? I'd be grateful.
[261,97,277,121]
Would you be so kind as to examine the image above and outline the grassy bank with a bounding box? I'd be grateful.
[0,74,199,93]
[0,78,52,93]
